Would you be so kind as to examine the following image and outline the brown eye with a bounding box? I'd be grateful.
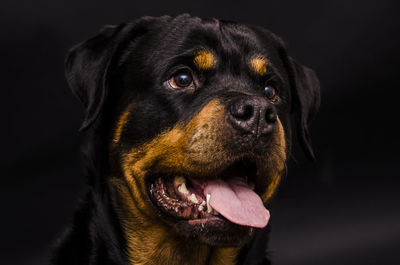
[264,85,278,102]
[169,71,193,88]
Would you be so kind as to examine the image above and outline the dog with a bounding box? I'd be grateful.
[50,14,320,265]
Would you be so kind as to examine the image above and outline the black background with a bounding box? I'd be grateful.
[1,0,399,264]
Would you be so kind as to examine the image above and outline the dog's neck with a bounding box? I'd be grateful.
[109,178,240,265]
[123,232,238,265]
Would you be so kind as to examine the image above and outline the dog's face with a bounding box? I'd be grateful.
[66,15,319,248]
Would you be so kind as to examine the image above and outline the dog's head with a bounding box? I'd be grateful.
[66,15,319,247]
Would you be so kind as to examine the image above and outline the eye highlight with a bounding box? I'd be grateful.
[264,85,278,102]
[168,71,194,89]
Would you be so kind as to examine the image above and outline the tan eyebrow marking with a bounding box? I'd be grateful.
[194,50,216,70]
[250,56,268,75]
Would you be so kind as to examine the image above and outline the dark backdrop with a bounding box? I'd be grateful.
[1,1,399,264]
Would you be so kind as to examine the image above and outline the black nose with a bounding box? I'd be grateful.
[228,96,277,137]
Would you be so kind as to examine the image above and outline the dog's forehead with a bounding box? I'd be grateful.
[140,17,282,72]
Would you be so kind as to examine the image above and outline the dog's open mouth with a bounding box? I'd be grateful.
[148,159,270,229]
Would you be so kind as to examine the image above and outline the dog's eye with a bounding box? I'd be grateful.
[169,72,194,88]
[264,85,278,102]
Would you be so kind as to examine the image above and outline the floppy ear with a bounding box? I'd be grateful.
[65,18,157,130]
[288,57,321,160]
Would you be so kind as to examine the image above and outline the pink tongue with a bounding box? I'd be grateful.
[203,178,270,228]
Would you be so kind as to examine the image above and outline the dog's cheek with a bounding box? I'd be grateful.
[120,99,231,177]
[108,109,155,216]
[261,117,287,203]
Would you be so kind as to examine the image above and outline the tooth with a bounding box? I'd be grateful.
[174,176,186,185]
[188,193,198,204]
[178,183,189,195]
[206,194,213,213]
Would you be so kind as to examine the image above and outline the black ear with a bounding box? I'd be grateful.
[65,18,157,130]
[288,57,321,160]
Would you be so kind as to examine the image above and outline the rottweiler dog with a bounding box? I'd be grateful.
[50,14,320,265]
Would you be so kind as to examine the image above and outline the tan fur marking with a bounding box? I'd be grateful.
[194,50,216,70]
[113,109,130,143]
[262,117,286,202]
[209,248,238,265]
[250,56,268,75]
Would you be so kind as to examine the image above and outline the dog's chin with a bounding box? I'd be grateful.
[175,217,254,246]
[145,158,267,246]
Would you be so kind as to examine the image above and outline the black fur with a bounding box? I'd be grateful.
[51,14,319,265]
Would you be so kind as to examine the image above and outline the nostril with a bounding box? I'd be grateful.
[242,105,254,120]
[231,104,254,121]
[265,107,277,123]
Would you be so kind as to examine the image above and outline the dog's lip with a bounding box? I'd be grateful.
[186,216,222,225]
